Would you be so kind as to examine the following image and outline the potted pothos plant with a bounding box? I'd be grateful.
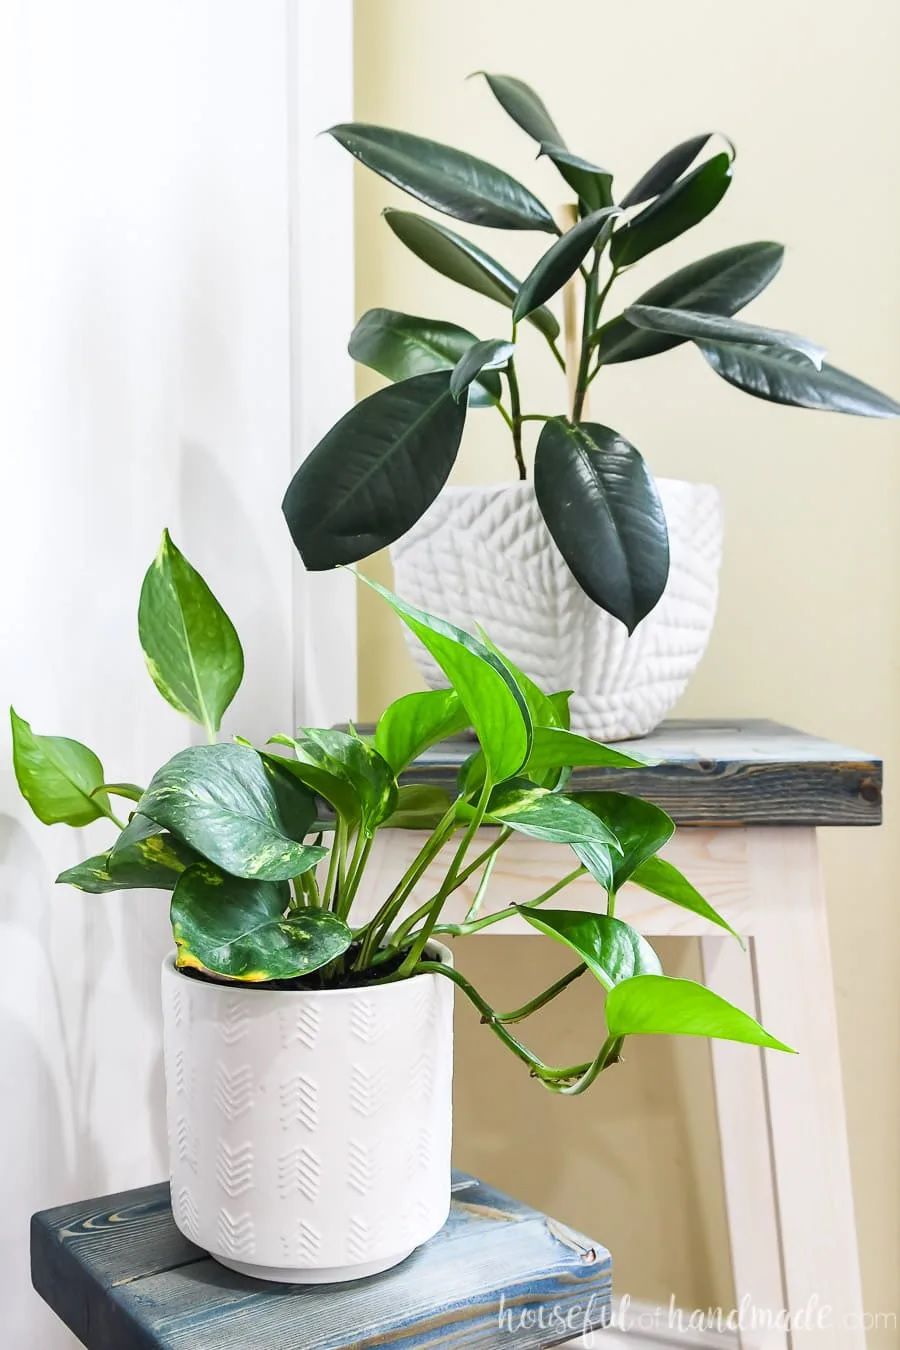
[282,71,899,742]
[12,530,792,1283]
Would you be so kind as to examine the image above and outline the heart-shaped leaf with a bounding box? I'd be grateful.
[383,784,455,829]
[610,153,732,268]
[138,530,243,737]
[570,792,673,891]
[328,123,556,232]
[383,210,559,342]
[60,816,201,894]
[606,975,794,1052]
[596,241,784,365]
[699,341,900,417]
[450,339,514,402]
[626,306,824,368]
[349,309,501,407]
[516,906,661,990]
[538,146,614,211]
[374,689,470,773]
[171,863,351,982]
[108,812,201,889]
[139,743,325,882]
[475,72,566,147]
[264,746,360,827]
[274,729,396,836]
[513,208,618,321]
[11,709,110,826]
[360,575,532,783]
[620,133,715,208]
[282,370,466,570]
[631,855,740,941]
[534,420,670,631]
[478,781,622,854]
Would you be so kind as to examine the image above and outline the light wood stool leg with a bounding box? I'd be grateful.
[745,827,865,1350]
[701,934,789,1350]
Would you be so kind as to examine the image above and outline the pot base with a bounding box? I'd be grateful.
[215,1248,414,1284]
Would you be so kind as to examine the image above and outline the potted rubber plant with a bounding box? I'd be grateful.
[282,72,900,741]
[12,530,792,1283]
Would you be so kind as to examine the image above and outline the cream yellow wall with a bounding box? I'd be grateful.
[354,0,900,1334]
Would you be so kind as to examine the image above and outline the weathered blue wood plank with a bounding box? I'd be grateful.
[32,1173,612,1349]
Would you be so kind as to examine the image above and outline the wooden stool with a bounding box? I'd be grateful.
[31,1172,612,1348]
[352,718,880,1350]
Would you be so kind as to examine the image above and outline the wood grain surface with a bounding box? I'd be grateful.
[358,718,882,827]
[31,1173,612,1349]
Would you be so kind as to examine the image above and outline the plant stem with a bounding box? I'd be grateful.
[493,963,587,1024]
[433,864,585,937]
[463,849,498,923]
[571,249,601,423]
[413,961,592,1082]
[505,357,527,480]
[546,1035,624,1096]
[493,400,515,432]
[548,338,566,372]
[353,804,460,969]
[395,777,493,976]
[392,827,512,946]
[519,413,553,423]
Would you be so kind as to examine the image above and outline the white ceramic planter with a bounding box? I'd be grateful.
[390,480,723,741]
[161,946,454,1283]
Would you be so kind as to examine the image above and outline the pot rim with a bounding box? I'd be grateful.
[161,940,453,999]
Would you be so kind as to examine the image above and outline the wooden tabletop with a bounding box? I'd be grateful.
[31,1173,612,1349]
[390,718,883,828]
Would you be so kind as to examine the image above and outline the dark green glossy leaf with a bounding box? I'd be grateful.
[513,208,618,321]
[374,689,469,773]
[450,339,514,402]
[534,420,670,631]
[606,975,794,1051]
[596,241,784,365]
[383,784,455,829]
[282,728,396,835]
[139,744,326,882]
[360,575,532,783]
[626,306,824,368]
[516,906,661,990]
[571,792,673,891]
[171,863,351,982]
[349,308,501,407]
[539,145,613,211]
[282,371,466,570]
[108,812,201,889]
[631,855,740,941]
[610,154,732,268]
[57,855,120,893]
[10,709,110,826]
[475,72,565,147]
[264,744,360,826]
[620,133,714,208]
[479,780,622,853]
[383,210,559,341]
[328,123,555,232]
[138,530,243,736]
[698,342,900,417]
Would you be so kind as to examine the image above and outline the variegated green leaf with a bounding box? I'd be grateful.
[138,530,244,736]
[11,708,111,826]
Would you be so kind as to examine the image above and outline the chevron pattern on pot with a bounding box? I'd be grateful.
[391,479,723,741]
[161,949,454,1279]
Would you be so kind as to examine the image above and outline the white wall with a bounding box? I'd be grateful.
[0,3,351,1343]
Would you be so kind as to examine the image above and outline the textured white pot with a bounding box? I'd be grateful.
[161,945,454,1283]
[390,480,723,741]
